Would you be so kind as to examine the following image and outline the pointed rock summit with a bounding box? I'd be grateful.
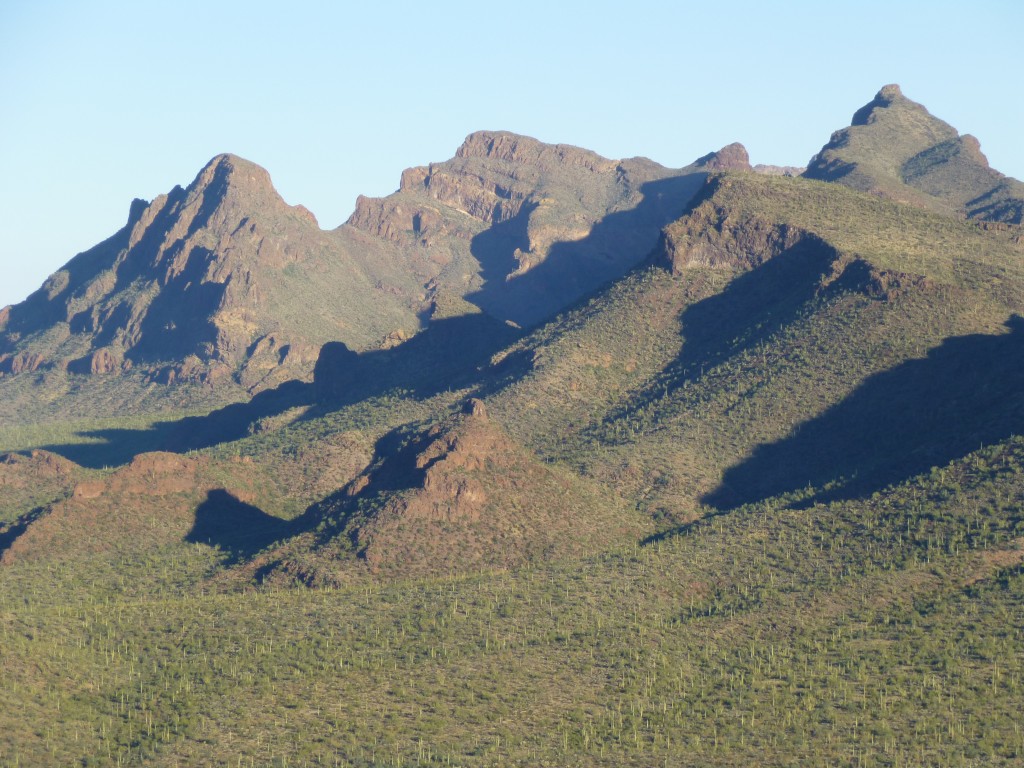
[850,83,909,125]
[804,84,1024,223]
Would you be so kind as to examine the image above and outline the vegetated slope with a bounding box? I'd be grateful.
[804,84,1024,223]
[0,429,378,593]
[485,170,1024,520]
[1,436,1020,766]
[0,450,82,524]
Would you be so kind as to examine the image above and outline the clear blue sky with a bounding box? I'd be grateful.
[2,0,1021,308]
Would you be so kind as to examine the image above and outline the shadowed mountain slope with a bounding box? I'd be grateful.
[0,135,732,427]
[706,316,1024,508]
[804,84,1024,223]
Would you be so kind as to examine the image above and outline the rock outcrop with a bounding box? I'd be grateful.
[658,176,935,304]
[694,142,751,171]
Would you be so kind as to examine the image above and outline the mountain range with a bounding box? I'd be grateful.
[1,85,1022,767]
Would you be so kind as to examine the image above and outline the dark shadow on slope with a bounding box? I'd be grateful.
[281,419,448,553]
[125,245,227,363]
[704,316,1024,510]
[186,489,294,564]
[0,506,48,558]
[599,235,850,430]
[470,201,537,286]
[314,312,523,407]
[38,311,524,468]
[667,236,845,385]
[465,173,707,328]
[968,182,1024,225]
[39,379,313,468]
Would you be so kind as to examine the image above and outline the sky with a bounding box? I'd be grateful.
[1,0,1022,308]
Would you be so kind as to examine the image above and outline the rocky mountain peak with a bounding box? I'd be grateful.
[958,134,989,167]
[195,153,274,192]
[0,150,413,394]
[694,142,751,171]
[180,153,295,224]
[127,197,150,227]
[804,85,1024,224]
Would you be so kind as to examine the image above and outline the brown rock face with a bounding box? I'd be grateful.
[465,397,488,419]
[72,452,198,499]
[0,450,78,486]
[660,196,815,274]
[66,347,122,375]
[0,352,45,375]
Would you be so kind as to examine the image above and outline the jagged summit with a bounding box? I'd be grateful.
[195,152,273,187]
[347,130,713,327]
[804,84,1024,223]
[0,128,721,406]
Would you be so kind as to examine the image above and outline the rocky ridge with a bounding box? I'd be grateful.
[0,154,424,393]
[0,135,742,400]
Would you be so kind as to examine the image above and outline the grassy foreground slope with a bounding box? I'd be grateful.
[1,436,1021,766]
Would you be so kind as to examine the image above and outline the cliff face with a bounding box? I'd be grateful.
[659,176,937,305]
